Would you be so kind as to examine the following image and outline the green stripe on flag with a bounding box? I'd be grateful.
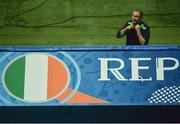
[5,57,25,99]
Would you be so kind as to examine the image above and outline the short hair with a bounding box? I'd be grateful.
[132,9,144,18]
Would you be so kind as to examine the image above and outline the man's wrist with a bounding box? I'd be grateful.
[136,30,141,37]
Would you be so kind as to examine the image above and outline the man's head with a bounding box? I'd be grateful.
[131,9,144,24]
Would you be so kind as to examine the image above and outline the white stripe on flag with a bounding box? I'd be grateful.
[24,54,48,101]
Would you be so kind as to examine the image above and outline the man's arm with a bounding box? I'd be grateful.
[117,23,134,38]
[135,24,146,45]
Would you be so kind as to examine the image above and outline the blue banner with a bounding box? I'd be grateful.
[0,46,179,106]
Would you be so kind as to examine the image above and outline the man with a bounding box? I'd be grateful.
[117,9,150,45]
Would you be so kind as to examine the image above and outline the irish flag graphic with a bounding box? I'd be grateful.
[3,53,70,103]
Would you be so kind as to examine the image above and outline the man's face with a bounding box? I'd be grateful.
[132,11,141,24]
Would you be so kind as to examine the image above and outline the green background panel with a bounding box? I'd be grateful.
[0,0,180,45]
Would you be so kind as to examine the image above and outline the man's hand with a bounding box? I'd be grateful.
[120,23,134,36]
[126,23,134,30]
[135,24,140,32]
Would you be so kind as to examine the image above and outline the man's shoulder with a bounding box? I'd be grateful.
[126,20,133,25]
[141,21,150,29]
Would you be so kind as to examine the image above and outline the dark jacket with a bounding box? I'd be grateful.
[117,20,150,45]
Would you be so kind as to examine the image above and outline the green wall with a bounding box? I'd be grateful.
[0,0,180,45]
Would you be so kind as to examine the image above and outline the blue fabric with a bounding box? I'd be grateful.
[0,46,179,52]
[0,46,179,105]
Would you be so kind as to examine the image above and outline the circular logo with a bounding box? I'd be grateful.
[2,53,70,103]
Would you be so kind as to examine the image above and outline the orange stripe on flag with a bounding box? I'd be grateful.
[57,88,108,104]
[47,56,69,99]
